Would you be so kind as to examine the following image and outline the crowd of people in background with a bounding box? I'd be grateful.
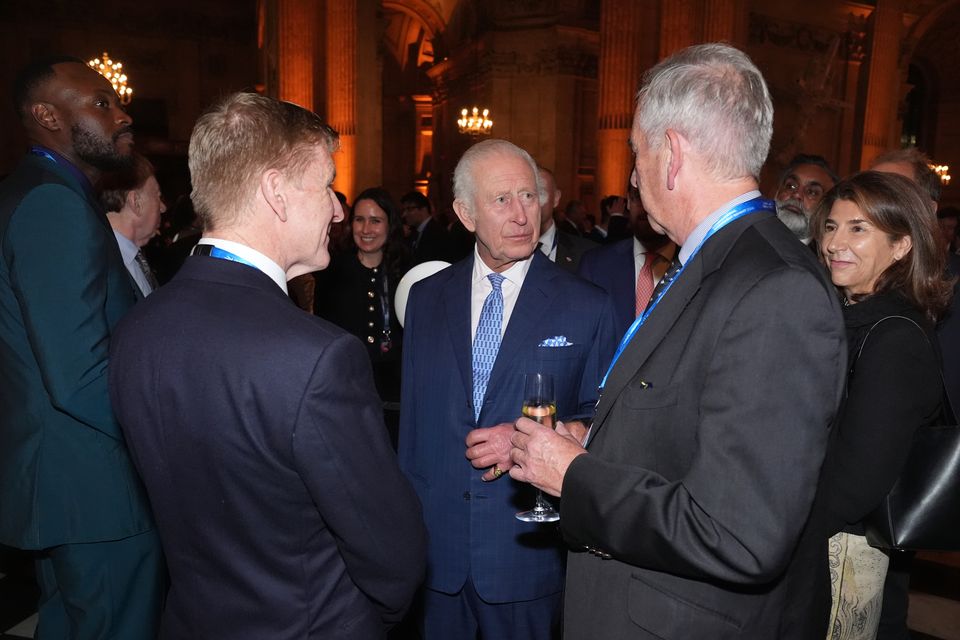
[1,42,956,640]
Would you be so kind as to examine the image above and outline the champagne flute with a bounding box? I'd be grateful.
[516,372,560,523]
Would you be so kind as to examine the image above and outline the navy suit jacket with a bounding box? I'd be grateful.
[578,238,636,339]
[398,252,618,603]
[110,256,427,639]
[0,153,151,549]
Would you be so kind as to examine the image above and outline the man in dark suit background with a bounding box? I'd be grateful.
[398,139,617,639]
[535,165,596,272]
[578,185,676,339]
[101,153,166,297]
[401,190,451,265]
[109,92,426,639]
[509,43,846,638]
[0,57,164,638]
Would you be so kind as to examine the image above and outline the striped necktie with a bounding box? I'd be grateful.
[134,250,159,292]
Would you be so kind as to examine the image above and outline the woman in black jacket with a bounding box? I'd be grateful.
[795,171,953,640]
[314,187,410,444]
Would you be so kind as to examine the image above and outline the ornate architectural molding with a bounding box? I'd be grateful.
[749,12,867,62]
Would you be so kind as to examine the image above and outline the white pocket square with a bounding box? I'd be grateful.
[539,336,573,347]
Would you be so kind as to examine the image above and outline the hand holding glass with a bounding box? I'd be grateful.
[516,373,560,523]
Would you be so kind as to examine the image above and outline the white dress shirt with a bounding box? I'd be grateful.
[112,230,153,297]
[632,237,670,286]
[196,237,289,294]
[470,248,533,341]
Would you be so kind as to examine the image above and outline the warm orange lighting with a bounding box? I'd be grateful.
[457,107,493,136]
[88,51,132,104]
[932,164,951,186]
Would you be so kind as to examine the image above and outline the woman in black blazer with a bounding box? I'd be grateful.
[315,187,410,442]
[796,171,953,639]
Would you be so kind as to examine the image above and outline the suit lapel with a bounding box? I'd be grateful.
[589,213,762,440]
[591,257,703,435]
[555,232,575,268]
[612,240,636,319]
[481,254,553,418]
[442,260,475,408]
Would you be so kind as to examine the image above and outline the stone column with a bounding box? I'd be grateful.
[276,0,317,109]
[659,0,701,59]
[860,0,905,169]
[597,0,652,198]
[702,0,742,44]
[327,0,358,200]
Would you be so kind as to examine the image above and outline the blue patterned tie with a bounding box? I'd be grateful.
[472,273,505,421]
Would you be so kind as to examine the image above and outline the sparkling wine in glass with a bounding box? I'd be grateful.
[516,373,560,523]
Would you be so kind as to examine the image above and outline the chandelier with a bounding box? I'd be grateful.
[88,52,133,104]
[457,107,493,136]
[932,164,951,186]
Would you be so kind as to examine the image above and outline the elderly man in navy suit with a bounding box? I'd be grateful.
[398,139,617,639]
[109,92,426,639]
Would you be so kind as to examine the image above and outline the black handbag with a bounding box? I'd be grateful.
[855,315,960,551]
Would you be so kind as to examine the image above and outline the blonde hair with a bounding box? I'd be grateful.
[188,92,338,228]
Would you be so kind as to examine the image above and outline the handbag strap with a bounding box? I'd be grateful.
[852,315,957,424]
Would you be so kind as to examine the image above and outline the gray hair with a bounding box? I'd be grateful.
[452,139,546,213]
[636,42,773,181]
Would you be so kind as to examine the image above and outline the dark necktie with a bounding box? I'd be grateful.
[644,255,682,312]
[134,250,159,292]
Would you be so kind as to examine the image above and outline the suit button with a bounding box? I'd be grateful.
[463,491,471,501]
[368,291,375,298]
[368,305,375,312]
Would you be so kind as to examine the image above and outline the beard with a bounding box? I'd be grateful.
[71,122,134,171]
[776,199,811,241]
[633,216,669,249]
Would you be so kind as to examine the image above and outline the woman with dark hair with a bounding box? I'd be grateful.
[797,171,953,639]
[314,187,410,443]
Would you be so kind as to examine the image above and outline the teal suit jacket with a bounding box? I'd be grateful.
[0,152,154,549]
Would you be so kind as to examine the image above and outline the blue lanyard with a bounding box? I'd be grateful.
[206,246,258,269]
[30,145,96,200]
[599,197,774,391]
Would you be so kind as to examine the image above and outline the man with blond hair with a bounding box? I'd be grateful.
[109,92,427,639]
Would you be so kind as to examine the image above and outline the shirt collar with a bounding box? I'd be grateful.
[679,190,760,265]
[112,229,140,264]
[197,237,289,294]
[471,246,533,289]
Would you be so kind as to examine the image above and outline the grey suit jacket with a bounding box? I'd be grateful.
[559,211,846,639]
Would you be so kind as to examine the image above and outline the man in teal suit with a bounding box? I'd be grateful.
[0,57,163,639]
